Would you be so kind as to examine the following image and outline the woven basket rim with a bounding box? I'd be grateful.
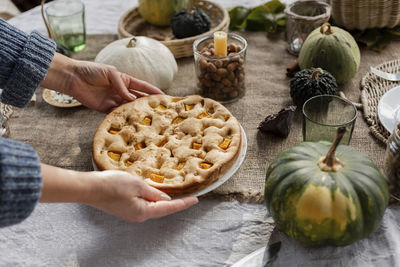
[118,0,229,46]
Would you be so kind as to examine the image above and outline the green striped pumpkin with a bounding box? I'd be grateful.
[298,22,360,84]
[265,128,389,246]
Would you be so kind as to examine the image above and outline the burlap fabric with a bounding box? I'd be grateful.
[8,33,400,203]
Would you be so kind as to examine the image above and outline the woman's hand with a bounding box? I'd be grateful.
[40,164,198,222]
[41,53,164,113]
[87,170,198,222]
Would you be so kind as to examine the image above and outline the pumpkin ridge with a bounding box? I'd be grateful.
[343,170,387,236]
[268,165,315,209]
[347,164,390,192]
[347,168,389,202]
[265,163,305,203]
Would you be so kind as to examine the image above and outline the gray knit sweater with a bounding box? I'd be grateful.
[0,18,56,227]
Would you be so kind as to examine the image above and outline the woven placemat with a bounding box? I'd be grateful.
[361,59,400,144]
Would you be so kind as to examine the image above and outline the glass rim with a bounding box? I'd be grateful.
[46,0,85,17]
[193,32,247,60]
[302,94,358,127]
[284,0,331,21]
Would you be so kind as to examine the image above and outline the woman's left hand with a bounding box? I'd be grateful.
[41,53,164,113]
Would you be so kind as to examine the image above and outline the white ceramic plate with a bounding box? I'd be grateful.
[92,124,247,198]
[378,86,400,133]
[42,89,82,108]
[232,246,265,267]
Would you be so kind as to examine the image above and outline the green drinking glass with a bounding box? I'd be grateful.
[302,95,357,144]
[46,0,86,52]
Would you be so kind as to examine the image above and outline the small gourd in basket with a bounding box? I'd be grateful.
[138,0,187,26]
[170,0,211,39]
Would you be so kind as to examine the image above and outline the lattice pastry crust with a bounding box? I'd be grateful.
[92,95,242,195]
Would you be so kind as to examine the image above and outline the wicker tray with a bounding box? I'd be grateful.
[361,59,400,144]
[118,0,229,58]
[325,0,400,30]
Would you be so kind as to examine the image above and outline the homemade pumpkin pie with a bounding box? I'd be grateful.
[92,95,241,196]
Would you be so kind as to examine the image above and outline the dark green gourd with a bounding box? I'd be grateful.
[290,67,338,106]
[171,7,211,39]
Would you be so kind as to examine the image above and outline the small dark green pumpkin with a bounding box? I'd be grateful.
[265,128,389,246]
[290,67,338,106]
[171,7,211,39]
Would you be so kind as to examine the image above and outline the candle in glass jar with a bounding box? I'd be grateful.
[213,31,227,57]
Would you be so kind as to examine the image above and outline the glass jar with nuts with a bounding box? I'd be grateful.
[384,123,400,202]
[193,33,247,103]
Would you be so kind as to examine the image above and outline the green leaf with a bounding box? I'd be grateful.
[356,29,382,48]
[263,0,285,14]
[244,5,275,31]
[371,32,391,52]
[228,6,251,30]
[387,25,400,36]
[228,0,286,33]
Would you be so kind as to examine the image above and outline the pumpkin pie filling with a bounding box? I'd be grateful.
[219,138,232,150]
[108,127,120,135]
[197,111,211,119]
[149,173,165,183]
[140,117,152,126]
[107,151,121,161]
[156,104,167,111]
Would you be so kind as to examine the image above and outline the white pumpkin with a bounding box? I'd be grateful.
[95,37,178,90]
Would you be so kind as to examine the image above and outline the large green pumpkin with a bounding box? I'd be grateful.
[298,23,360,84]
[138,0,187,26]
[265,128,389,246]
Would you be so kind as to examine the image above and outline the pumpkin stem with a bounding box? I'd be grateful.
[187,0,193,13]
[320,22,333,35]
[318,127,346,172]
[126,37,137,48]
[311,68,324,80]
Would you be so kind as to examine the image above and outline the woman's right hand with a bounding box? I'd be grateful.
[87,170,198,222]
[40,164,198,222]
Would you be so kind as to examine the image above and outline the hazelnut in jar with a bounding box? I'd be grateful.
[193,33,247,103]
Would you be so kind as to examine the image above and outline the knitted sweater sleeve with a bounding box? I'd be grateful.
[0,137,42,227]
[0,19,55,227]
[0,18,56,107]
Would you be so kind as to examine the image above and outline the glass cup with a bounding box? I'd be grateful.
[46,0,86,52]
[284,0,331,55]
[193,33,247,103]
[302,95,357,145]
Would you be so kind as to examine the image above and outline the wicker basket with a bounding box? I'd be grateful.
[118,0,229,58]
[325,0,400,30]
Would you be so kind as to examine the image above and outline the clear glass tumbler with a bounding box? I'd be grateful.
[46,0,86,52]
[284,0,331,55]
[193,33,247,103]
[302,95,357,145]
